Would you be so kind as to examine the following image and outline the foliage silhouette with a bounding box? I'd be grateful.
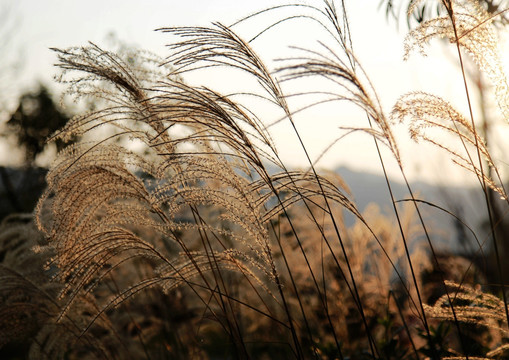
[6,85,72,164]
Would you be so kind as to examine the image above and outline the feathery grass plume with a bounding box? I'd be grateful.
[396,1,509,349]
[273,19,401,165]
[397,0,509,205]
[391,91,507,200]
[39,23,376,355]
[425,281,509,359]
[404,0,509,120]
[383,0,509,28]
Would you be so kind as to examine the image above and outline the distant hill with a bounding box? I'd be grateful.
[334,166,485,251]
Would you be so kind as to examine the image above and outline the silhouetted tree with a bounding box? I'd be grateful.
[0,86,72,219]
[6,85,71,165]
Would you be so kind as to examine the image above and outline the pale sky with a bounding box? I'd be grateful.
[2,0,508,185]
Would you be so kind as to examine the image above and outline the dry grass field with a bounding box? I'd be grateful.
[2,0,509,358]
